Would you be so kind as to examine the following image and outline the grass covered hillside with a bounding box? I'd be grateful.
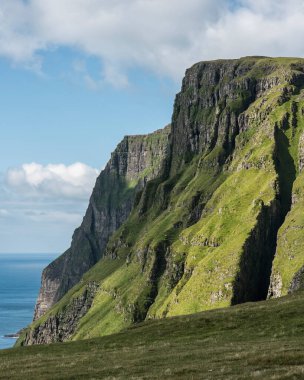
[19,57,304,346]
[4,292,304,379]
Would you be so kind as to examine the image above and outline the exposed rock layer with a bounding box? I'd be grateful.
[25,282,99,345]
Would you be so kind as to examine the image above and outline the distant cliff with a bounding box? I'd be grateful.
[20,57,304,346]
[34,127,171,320]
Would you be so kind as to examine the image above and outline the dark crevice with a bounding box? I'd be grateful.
[232,121,296,304]
[186,191,205,227]
[208,113,220,154]
[231,200,281,304]
[275,123,297,219]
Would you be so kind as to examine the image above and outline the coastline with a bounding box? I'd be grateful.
[0,253,57,350]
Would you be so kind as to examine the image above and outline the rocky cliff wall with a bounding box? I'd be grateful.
[24,282,99,345]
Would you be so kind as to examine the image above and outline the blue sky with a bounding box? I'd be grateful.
[0,52,176,171]
[1,0,304,253]
[0,50,177,253]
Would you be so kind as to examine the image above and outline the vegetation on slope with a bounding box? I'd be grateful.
[5,292,304,379]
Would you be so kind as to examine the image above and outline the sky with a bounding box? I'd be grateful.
[1,0,304,253]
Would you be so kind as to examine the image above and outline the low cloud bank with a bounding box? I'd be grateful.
[6,162,98,199]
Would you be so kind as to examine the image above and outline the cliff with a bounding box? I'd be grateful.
[34,127,171,320]
[20,56,304,346]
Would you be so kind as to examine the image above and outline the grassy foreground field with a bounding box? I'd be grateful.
[2,292,304,379]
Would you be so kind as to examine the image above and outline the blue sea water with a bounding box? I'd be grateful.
[0,253,58,350]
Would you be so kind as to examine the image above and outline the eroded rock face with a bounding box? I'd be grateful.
[34,127,171,320]
[298,132,304,172]
[289,267,304,293]
[268,273,283,298]
[169,58,300,174]
[25,282,99,345]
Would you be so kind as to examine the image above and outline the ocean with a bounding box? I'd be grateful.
[0,253,58,350]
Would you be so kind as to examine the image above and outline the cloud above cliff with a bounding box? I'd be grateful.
[0,162,99,252]
[5,162,99,199]
[1,0,304,85]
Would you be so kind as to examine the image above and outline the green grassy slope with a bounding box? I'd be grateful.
[4,292,304,379]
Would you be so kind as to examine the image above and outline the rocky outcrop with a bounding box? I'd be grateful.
[34,126,171,320]
[24,282,99,345]
[288,266,304,293]
[268,272,283,298]
[169,58,298,174]
[298,132,304,172]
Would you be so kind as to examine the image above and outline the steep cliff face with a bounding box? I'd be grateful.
[34,127,171,320]
[20,57,304,346]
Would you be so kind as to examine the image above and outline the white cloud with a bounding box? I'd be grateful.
[6,162,99,199]
[1,0,304,84]
[0,162,98,252]
[202,1,304,60]
[1,0,304,85]
[0,0,222,84]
